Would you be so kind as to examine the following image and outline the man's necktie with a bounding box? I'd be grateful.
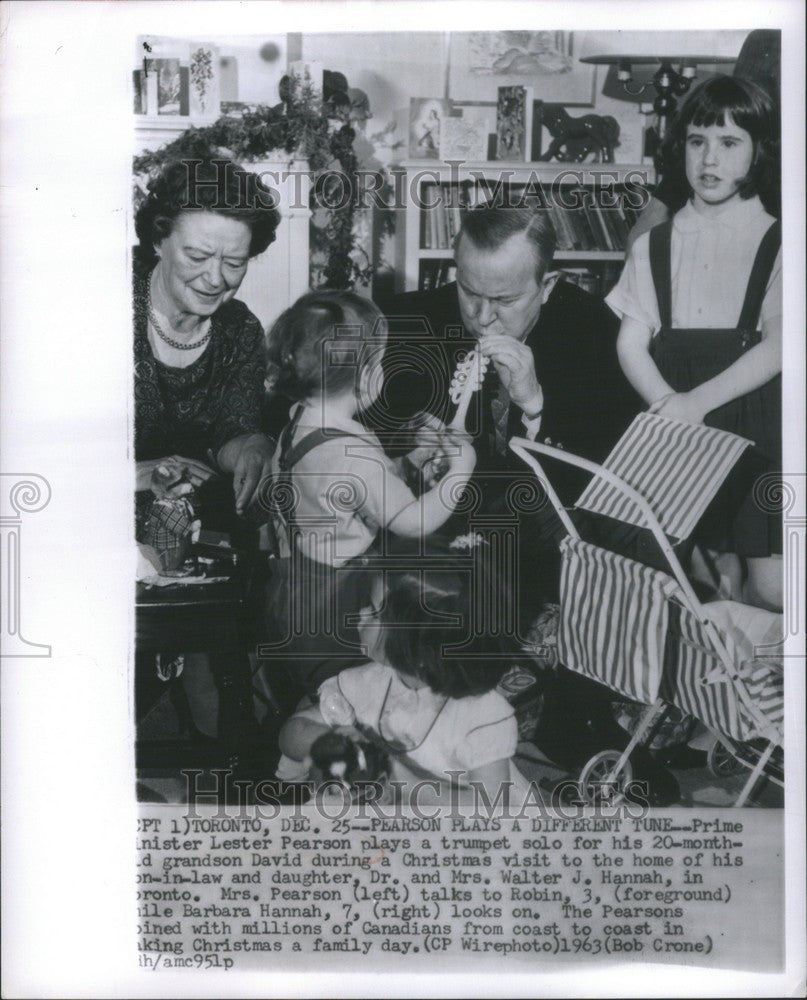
[488,369,511,457]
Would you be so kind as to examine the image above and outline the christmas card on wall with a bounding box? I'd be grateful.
[495,85,533,160]
[189,43,221,120]
[440,105,494,161]
[409,98,452,159]
[154,59,183,115]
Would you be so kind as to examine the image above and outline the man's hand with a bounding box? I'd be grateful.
[477,334,543,416]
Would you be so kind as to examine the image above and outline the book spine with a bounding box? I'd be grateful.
[179,66,189,117]
[549,202,573,252]
[592,202,615,251]
[571,202,591,251]
[422,184,434,249]
[608,205,630,250]
[603,207,624,251]
[578,196,601,251]
[435,190,448,249]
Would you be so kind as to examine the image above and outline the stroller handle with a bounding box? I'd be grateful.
[508,436,732,649]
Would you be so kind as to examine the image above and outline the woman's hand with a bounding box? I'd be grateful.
[217,432,276,515]
[136,456,217,496]
[648,391,707,425]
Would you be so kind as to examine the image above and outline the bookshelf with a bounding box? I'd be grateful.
[395,161,656,297]
[134,120,311,330]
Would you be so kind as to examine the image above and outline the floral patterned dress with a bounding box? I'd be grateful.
[134,266,266,464]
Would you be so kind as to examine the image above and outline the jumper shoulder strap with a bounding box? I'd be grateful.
[736,220,781,331]
[273,406,366,542]
[648,220,675,329]
[279,425,364,474]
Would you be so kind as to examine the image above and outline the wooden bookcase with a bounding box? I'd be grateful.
[394,161,656,297]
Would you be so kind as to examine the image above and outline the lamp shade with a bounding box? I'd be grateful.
[575,30,748,61]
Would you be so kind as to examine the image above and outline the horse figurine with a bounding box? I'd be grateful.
[538,105,621,164]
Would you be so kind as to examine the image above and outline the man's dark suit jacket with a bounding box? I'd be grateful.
[372,279,642,502]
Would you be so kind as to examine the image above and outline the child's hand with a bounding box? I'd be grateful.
[444,428,477,474]
[406,415,451,487]
[648,391,706,425]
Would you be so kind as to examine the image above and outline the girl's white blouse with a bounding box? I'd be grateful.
[606,196,782,334]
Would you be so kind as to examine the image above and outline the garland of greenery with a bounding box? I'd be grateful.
[133,74,372,289]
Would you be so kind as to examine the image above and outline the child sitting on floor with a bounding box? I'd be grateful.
[277,543,528,804]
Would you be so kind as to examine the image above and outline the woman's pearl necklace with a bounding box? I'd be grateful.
[147,274,212,351]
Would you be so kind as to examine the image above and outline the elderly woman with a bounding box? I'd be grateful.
[134,156,280,520]
[134,156,281,743]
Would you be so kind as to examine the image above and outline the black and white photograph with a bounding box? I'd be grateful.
[1,3,804,997]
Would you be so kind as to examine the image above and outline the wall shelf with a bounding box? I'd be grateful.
[395,161,656,295]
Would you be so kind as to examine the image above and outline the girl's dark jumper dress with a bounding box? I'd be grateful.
[649,219,782,556]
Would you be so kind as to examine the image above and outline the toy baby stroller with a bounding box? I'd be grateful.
[510,412,784,808]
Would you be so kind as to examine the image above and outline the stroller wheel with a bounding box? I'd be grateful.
[578,750,633,806]
[707,739,744,777]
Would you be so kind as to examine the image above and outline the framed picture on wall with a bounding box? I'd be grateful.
[408,97,452,159]
[445,101,497,160]
[448,31,596,106]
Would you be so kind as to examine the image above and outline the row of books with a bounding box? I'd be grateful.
[421,197,464,251]
[547,194,643,254]
[418,261,624,298]
[419,183,643,254]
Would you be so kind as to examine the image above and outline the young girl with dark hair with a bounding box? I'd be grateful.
[607,76,782,611]
[277,543,527,801]
[262,291,476,707]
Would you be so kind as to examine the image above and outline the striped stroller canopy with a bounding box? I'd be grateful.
[660,606,747,742]
[559,538,782,743]
[558,537,679,705]
[576,413,753,541]
[660,603,783,743]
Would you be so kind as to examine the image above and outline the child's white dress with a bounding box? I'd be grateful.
[278,662,531,804]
